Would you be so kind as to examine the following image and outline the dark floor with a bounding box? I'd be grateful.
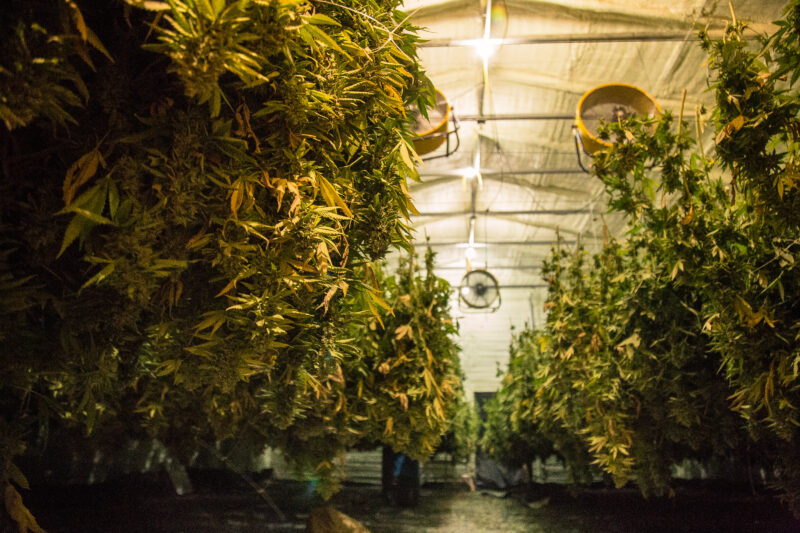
[21,471,800,533]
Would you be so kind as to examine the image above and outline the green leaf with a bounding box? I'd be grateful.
[57,215,88,257]
[67,208,114,226]
[304,24,349,58]
[302,13,341,27]
[80,261,117,290]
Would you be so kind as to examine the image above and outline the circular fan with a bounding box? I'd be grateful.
[575,83,661,155]
[411,89,450,156]
[459,269,500,309]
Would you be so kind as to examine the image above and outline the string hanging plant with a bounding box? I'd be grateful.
[0,0,434,520]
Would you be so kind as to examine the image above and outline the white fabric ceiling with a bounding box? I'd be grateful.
[397,0,786,396]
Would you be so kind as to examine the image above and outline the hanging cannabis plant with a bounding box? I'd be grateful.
[344,248,465,460]
[480,328,561,478]
[1,0,434,521]
[491,1,800,515]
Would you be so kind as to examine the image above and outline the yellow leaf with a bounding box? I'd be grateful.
[681,205,694,225]
[215,277,238,297]
[5,484,47,533]
[84,25,113,62]
[185,231,212,250]
[270,178,288,211]
[405,196,420,216]
[397,141,414,169]
[368,290,393,314]
[63,149,103,205]
[230,180,244,218]
[394,324,412,340]
[318,175,353,217]
[616,333,641,350]
[716,115,746,144]
[194,312,225,336]
[364,263,379,290]
[7,463,29,490]
[317,284,338,314]
[433,397,444,419]
[67,0,88,41]
[126,0,170,10]
[316,241,330,276]
[398,393,408,410]
[366,297,384,329]
[287,260,316,273]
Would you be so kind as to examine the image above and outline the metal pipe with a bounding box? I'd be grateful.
[448,284,548,291]
[457,113,574,121]
[418,168,583,177]
[433,265,543,271]
[419,31,730,48]
[425,240,577,246]
[414,208,592,217]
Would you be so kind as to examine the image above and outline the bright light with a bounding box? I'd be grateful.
[475,39,497,60]
[464,38,504,60]
[462,166,478,179]
[465,246,477,260]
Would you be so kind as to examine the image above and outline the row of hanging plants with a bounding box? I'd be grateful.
[484,1,800,516]
[0,0,467,527]
[343,248,468,461]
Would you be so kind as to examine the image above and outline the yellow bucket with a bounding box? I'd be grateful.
[575,83,661,155]
[412,89,451,156]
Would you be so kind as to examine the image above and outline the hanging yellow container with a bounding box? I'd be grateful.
[575,83,661,155]
[411,89,451,156]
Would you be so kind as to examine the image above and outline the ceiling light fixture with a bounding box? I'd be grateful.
[474,39,498,60]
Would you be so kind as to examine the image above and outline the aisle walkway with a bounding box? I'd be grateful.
[28,473,800,532]
[332,487,562,533]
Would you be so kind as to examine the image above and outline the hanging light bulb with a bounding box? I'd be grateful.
[462,166,478,179]
[474,39,497,60]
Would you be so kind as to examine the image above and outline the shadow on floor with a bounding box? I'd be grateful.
[22,471,800,533]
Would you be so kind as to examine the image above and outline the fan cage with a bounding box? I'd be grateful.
[459,269,500,310]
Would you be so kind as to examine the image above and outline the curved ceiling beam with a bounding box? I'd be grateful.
[410,211,605,237]
[415,208,592,217]
[482,68,711,114]
[410,174,590,198]
[408,0,686,27]
[487,213,603,237]
[410,0,775,32]
[420,32,712,48]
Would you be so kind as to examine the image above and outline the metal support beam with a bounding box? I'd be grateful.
[419,31,735,48]
[425,240,578,247]
[414,208,592,217]
[448,284,548,291]
[410,174,591,199]
[433,265,543,271]
[457,113,574,121]
[418,168,583,178]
